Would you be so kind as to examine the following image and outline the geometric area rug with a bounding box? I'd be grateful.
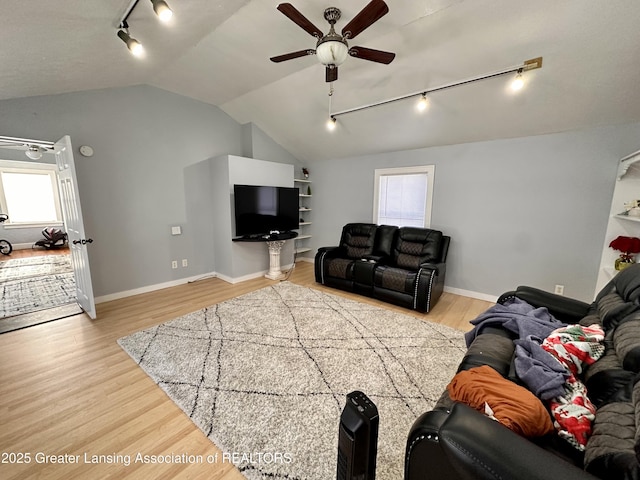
[0,254,76,319]
[118,282,467,479]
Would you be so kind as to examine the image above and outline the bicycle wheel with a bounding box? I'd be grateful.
[0,239,12,255]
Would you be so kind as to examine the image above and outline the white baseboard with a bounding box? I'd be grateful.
[95,272,217,304]
[94,265,496,307]
[95,264,298,304]
[444,286,497,303]
[217,263,296,284]
[215,271,262,284]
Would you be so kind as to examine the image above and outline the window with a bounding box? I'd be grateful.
[0,160,63,227]
[373,166,435,228]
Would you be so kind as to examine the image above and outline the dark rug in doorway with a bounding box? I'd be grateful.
[118,282,466,480]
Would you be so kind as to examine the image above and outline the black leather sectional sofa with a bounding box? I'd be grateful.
[404,264,640,480]
[314,223,449,313]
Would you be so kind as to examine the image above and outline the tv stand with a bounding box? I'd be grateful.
[232,231,298,280]
[265,239,287,280]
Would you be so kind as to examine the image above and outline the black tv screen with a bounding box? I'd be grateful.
[233,184,299,237]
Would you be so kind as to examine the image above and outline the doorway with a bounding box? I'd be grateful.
[0,135,95,333]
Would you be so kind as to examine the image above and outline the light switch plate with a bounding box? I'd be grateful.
[171,226,181,235]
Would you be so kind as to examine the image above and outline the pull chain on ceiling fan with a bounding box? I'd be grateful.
[270,0,395,83]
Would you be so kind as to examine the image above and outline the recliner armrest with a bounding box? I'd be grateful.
[316,246,346,259]
[419,261,445,276]
[437,403,598,480]
[317,245,340,253]
[497,286,591,324]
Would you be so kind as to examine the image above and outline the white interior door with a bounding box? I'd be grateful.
[54,135,96,319]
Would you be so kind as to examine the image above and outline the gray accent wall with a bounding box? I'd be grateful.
[2,83,639,304]
[0,85,301,297]
[309,123,640,302]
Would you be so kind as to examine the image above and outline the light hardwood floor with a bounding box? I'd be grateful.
[0,261,493,480]
[1,247,70,259]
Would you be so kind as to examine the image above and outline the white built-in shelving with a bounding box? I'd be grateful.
[596,149,640,294]
[294,177,312,255]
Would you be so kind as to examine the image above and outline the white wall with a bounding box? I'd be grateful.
[227,156,294,279]
[186,155,295,282]
[309,123,640,302]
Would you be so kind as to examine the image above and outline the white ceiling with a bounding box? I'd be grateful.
[2,0,640,161]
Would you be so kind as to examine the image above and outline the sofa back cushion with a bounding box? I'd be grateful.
[392,227,443,269]
[339,223,377,259]
[373,225,398,257]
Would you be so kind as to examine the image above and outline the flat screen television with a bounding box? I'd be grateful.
[233,184,299,237]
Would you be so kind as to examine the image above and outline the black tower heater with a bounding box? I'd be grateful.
[336,390,379,480]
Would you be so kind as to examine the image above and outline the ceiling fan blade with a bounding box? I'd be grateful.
[270,49,315,63]
[348,46,395,64]
[341,0,389,39]
[326,66,338,82]
[277,3,324,38]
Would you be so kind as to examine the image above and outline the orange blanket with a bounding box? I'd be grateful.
[447,365,554,437]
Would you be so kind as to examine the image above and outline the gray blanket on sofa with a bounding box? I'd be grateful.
[465,297,566,347]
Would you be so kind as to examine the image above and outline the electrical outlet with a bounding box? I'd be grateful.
[554,284,564,295]
[182,259,188,267]
[171,260,178,269]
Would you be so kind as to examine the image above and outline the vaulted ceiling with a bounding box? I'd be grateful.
[3,0,640,161]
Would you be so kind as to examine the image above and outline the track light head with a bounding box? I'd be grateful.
[326,116,337,131]
[511,68,524,91]
[151,0,173,22]
[416,93,428,112]
[25,145,43,160]
[117,29,144,57]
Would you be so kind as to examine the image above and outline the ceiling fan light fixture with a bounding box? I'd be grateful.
[416,93,428,112]
[151,0,173,22]
[511,69,524,91]
[117,29,144,57]
[316,39,349,66]
[25,145,43,160]
[326,116,337,131]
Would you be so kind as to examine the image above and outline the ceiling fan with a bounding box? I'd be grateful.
[270,0,395,82]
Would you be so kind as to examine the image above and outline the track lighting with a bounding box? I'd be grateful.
[117,28,144,57]
[326,117,337,131]
[25,145,43,160]
[328,57,543,124]
[0,137,54,159]
[116,0,173,56]
[151,0,173,22]
[416,93,428,112]
[511,68,524,91]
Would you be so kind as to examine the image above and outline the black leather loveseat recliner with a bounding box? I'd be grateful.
[405,264,640,480]
[314,223,449,313]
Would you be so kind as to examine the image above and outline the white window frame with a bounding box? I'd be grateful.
[0,159,64,228]
[373,165,435,228]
